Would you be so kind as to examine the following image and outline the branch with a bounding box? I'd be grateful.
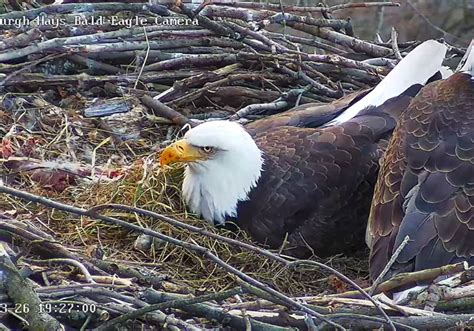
[140,95,194,127]
[96,287,243,331]
[0,184,345,330]
[370,235,410,295]
[328,2,400,12]
[0,243,63,331]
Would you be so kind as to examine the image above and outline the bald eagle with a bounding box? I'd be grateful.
[367,40,474,280]
[160,40,448,258]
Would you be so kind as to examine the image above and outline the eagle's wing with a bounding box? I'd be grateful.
[235,94,413,257]
[367,72,474,280]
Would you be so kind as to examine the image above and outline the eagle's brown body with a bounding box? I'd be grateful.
[229,93,415,257]
[367,72,474,279]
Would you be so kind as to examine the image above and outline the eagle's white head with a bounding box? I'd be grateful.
[160,120,264,225]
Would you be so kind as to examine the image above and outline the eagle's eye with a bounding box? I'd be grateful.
[201,146,213,153]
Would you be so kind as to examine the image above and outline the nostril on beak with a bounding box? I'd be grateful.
[177,145,184,152]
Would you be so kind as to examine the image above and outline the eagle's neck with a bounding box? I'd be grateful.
[182,143,264,225]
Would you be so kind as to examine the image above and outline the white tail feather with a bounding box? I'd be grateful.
[329,40,448,125]
[440,66,453,79]
[457,39,474,76]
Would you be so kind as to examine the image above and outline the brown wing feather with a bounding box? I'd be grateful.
[368,73,474,280]
[234,94,413,258]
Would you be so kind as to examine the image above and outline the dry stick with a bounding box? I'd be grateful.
[0,27,43,51]
[327,313,474,330]
[186,8,239,40]
[239,51,386,74]
[311,27,392,57]
[376,262,468,295]
[0,53,66,87]
[261,17,392,58]
[0,3,169,20]
[0,220,108,276]
[67,54,123,74]
[36,286,290,331]
[157,63,242,103]
[87,203,395,330]
[143,53,238,72]
[328,2,400,12]
[142,289,292,331]
[263,31,345,55]
[391,28,403,61]
[328,262,468,299]
[134,26,151,89]
[227,86,312,119]
[370,235,410,296]
[0,185,345,330]
[167,75,292,108]
[201,5,276,22]
[224,21,289,53]
[277,65,341,98]
[1,72,199,86]
[0,37,241,62]
[140,95,194,127]
[21,258,95,284]
[95,287,243,331]
[288,260,396,331]
[37,283,130,294]
[230,101,289,120]
[210,1,326,13]
[0,244,62,331]
[266,13,351,31]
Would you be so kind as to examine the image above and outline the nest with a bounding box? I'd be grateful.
[0,0,472,330]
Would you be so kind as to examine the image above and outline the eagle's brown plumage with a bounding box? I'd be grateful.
[230,93,414,257]
[367,72,474,280]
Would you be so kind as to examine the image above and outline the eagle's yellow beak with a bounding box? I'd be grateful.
[159,139,202,167]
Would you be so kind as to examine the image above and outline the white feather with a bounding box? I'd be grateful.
[181,121,263,225]
[440,66,454,79]
[329,40,448,125]
[392,285,427,304]
[457,39,474,77]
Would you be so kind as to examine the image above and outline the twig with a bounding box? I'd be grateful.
[21,258,95,284]
[391,28,403,61]
[210,1,326,13]
[265,13,352,31]
[370,235,410,295]
[0,38,242,62]
[327,313,474,330]
[134,26,151,89]
[140,95,194,127]
[0,72,200,86]
[95,287,243,331]
[0,243,62,331]
[0,53,66,87]
[141,288,292,331]
[329,2,400,12]
[67,54,123,75]
[0,218,108,276]
[289,260,396,331]
[328,263,468,301]
[229,100,289,120]
[0,3,168,20]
